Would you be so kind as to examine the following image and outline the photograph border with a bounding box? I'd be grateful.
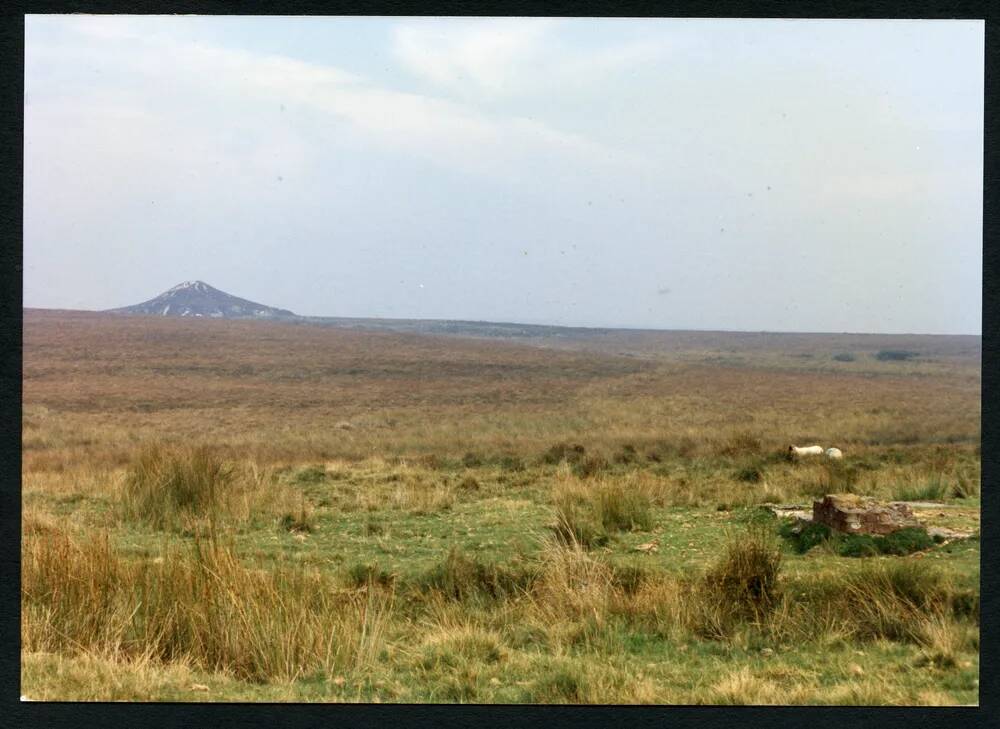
[2,1,996,726]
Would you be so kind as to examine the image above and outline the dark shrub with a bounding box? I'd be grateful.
[876,527,936,556]
[541,443,586,465]
[457,475,480,491]
[420,547,535,601]
[778,520,832,554]
[837,527,934,558]
[461,452,483,468]
[950,589,980,621]
[571,454,609,479]
[293,465,327,484]
[832,353,856,362]
[837,533,880,558]
[612,444,640,465]
[498,454,525,473]
[876,350,918,362]
[735,464,765,483]
[346,561,395,588]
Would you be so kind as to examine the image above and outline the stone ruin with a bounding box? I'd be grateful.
[812,494,921,535]
[762,494,975,543]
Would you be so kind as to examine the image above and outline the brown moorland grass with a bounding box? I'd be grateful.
[21,311,980,703]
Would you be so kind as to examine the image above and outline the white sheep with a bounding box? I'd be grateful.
[788,445,824,457]
[825,447,844,459]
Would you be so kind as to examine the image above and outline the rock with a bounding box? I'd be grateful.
[812,494,921,535]
[927,526,974,541]
[762,503,813,521]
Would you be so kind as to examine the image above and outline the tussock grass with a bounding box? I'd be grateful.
[549,476,653,548]
[117,445,303,532]
[119,445,233,530]
[22,529,394,682]
[893,477,949,502]
[531,540,615,626]
[594,482,653,532]
[550,479,609,549]
[694,526,783,637]
[820,460,861,493]
[419,547,536,603]
[718,431,763,458]
[706,667,785,705]
[761,560,974,648]
[346,561,397,589]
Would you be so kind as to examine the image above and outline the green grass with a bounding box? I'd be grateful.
[893,477,950,502]
[22,409,982,705]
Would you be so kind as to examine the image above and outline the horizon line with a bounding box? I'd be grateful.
[21,306,983,339]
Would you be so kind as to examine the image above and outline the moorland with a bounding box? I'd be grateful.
[21,309,981,703]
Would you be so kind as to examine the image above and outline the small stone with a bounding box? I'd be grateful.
[849,664,864,676]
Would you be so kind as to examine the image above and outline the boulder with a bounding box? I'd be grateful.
[812,494,921,535]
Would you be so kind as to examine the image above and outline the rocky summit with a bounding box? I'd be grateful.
[107,281,297,320]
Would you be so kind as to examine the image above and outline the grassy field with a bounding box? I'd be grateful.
[21,309,981,704]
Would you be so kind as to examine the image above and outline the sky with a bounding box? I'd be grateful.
[23,16,983,334]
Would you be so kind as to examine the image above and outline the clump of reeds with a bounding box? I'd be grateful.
[694,526,783,637]
[22,528,393,683]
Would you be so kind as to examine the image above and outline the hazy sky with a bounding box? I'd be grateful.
[24,16,983,334]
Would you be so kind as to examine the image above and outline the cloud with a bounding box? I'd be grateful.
[391,18,669,99]
[27,16,644,186]
[392,19,556,95]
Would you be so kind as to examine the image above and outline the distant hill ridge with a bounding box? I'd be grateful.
[108,280,297,320]
[106,280,611,336]
[103,282,982,344]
